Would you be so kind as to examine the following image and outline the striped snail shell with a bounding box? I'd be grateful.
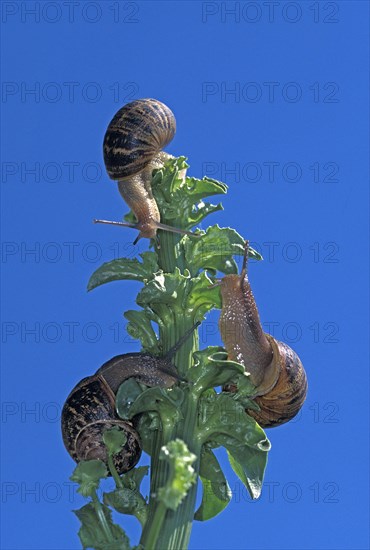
[61,324,198,473]
[61,352,180,474]
[249,336,307,427]
[95,98,194,244]
[218,241,308,428]
[103,98,176,180]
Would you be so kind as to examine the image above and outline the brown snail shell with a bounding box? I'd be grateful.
[61,325,198,473]
[103,98,176,180]
[96,98,195,243]
[246,335,308,428]
[61,369,142,475]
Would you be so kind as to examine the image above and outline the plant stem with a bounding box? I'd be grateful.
[161,394,202,550]
[91,491,115,542]
[107,455,124,489]
[139,193,201,549]
[140,499,168,549]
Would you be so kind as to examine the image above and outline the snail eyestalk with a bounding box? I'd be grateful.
[93,218,136,228]
[93,217,199,245]
[240,239,249,279]
[165,321,201,361]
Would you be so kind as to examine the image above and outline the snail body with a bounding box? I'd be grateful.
[62,324,199,473]
[218,242,307,428]
[95,98,195,244]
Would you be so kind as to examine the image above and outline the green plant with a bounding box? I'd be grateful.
[69,156,272,550]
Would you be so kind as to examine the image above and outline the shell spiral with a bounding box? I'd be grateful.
[103,98,176,180]
[61,374,141,474]
[247,338,308,428]
[61,347,187,474]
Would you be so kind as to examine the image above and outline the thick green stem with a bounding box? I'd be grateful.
[91,491,115,543]
[140,206,201,549]
[140,499,168,548]
[160,394,202,550]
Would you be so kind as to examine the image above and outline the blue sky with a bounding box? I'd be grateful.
[1,1,369,549]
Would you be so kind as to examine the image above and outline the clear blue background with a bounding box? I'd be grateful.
[1,1,369,549]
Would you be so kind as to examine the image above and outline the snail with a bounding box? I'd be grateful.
[218,241,307,428]
[61,323,199,474]
[94,98,196,244]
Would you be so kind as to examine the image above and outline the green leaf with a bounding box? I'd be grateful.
[195,447,231,521]
[117,382,186,459]
[199,392,269,449]
[187,271,223,317]
[158,439,197,511]
[136,270,191,326]
[122,465,149,490]
[126,386,184,432]
[134,412,161,456]
[87,252,158,291]
[187,201,224,226]
[70,460,108,498]
[152,156,189,197]
[116,378,144,420]
[184,225,262,277]
[74,501,130,550]
[229,374,262,411]
[104,489,147,528]
[183,175,228,201]
[137,269,189,309]
[103,427,128,457]
[210,434,269,500]
[124,309,160,353]
[198,393,270,499]
[103,466,149,527]
[137,270,222,326]
[188,347,253,395]
[151,157,228,228]
[226,444,267,500]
